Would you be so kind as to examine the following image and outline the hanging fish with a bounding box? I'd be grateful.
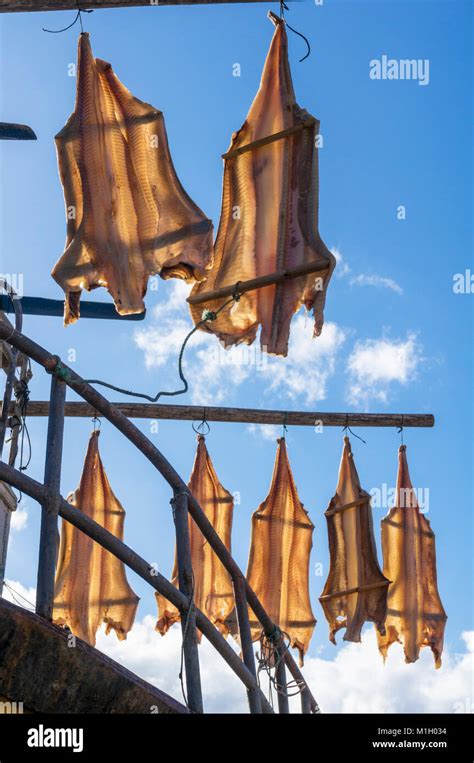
[377,445,447,668]
[52,33,213,325]
[53,430,139,646]
[246,438,316,665]
[319,437,389,644]
[189,12,335,356]
[156,435,234,638]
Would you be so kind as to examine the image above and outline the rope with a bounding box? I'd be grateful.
[256,627,306,704]
[3,582,36,612]
[46,297,236,404]
[343,414,367,445]
[42,5,93,34]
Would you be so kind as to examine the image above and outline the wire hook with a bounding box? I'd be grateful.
[43,5,93,34]
[92,413,101,432]
[192,407,210,437]
[342,413,366,445]
[397,415,404,446]
[279,0,311,62]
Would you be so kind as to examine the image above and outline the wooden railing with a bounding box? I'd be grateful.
[0,321,320,715]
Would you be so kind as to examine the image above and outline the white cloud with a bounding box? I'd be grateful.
[134,282,346,407]
[247,424,281,441]
[10,504,28,532]
[346,332,421,407]
[4,577,471,714]
[332,247,402,294]
[350,273,403,295]
[96,616,474,714]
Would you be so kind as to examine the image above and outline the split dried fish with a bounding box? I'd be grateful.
[189,13,335,356]
[319,437,389,644]
[53,430,139,646]
[246,438,316,665]
[377,445,447,667]
[52,33,213,325]
[156,435,234,638]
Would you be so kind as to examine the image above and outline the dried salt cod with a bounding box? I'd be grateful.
[319,437,389,644]
[53,430,139,646]
[246,438,315,665]
[377,445,447,668]
[52,33,213,325]
[156,435,234,638]
[189,13,335,357]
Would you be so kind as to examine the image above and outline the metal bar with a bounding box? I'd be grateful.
[10,401,435,429]
[232,575,262,714]
[0,0,271,10]
[187,258,330,307]
[0,459,274,713]
[35,376,66,620]
[275,658,290,714]
[0,122,36,140]
[0,324,318,711]
[0,296,145,321]
[172,490,203,714]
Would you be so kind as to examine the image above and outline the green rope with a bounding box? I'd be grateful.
[47,296,236,403]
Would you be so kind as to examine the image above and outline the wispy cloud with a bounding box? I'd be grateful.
[332,247,403,294]
[247,423,281,441]
[346,332,422,407]
[350,273,403,295]
[134,283,346,407]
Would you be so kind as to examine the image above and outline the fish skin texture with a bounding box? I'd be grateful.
[52,33,213,325]
[156,435,234,639]
[320,437,389,645]
[189,13,335,357]
[246,438,316,665]
[377,445,447,668]
[53,430,139,646]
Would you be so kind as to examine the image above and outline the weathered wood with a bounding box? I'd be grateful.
[232,575,262,714]
[0,323,318,713]
[35,376,66,620]
[0,295,145,321]
[222,118,316,160]
[187,258,330,306]
[0,459,275,713]
[0,0,269,11]
[301,687,312,714]
[10,401,435,428]
[172,490,203,714]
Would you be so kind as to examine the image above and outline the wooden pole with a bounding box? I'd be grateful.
[0,459,274,713]
[0,0,269,11]
[301,688,312,714]
[35,376,66,620]
[275,657,290,714]
[0,296,145,321]
[232,575,262,714]
[172,490,204,714]
[187,258,330,307]
[13,401,435,429]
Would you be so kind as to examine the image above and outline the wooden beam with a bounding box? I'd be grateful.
[0,0,269,12]
[187,258,330,307]
[0,122,36,140]
[13,401,435,428]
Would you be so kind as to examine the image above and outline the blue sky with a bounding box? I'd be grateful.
[0,0,472,711]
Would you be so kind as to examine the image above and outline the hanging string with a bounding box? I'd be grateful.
[342,413,367,445]
[279,0,311,62]
[256,627,306,702]
[3,581,36,612]
[281,411,288,439]
[43,7,93,34]
[397,415,404,446]
[47,296,237,404]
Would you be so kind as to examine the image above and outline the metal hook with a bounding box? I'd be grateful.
[43,5,93,34]
[342,413,366,445]
[281,411,288,439]
[192,407,210,437]
[92,413,101,432]
[397,414,404,446]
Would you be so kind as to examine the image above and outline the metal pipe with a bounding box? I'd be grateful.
[11,400,435,429]
[0,460,274,714]
[0,325,317,711]
[232,575,262,714]
[172,490,203,714]
[36,376,66,620]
